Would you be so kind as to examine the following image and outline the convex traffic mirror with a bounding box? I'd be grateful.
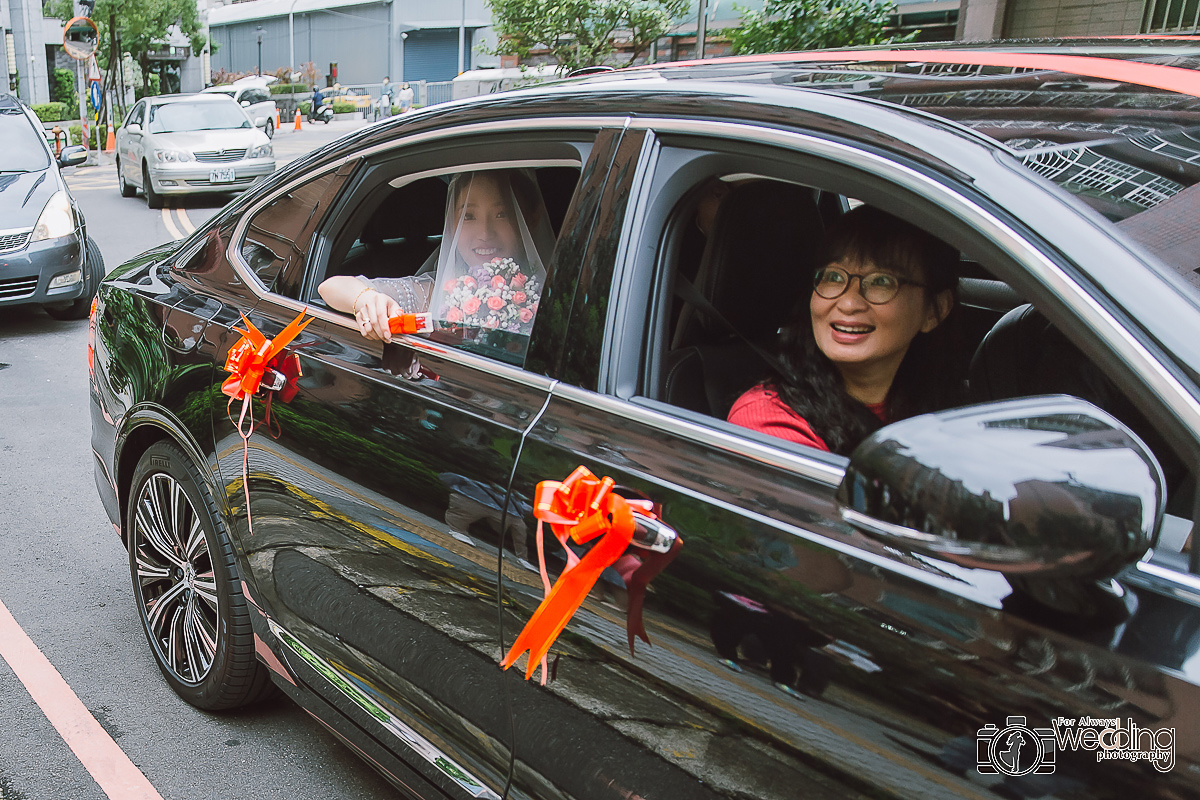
[63,16,98,61]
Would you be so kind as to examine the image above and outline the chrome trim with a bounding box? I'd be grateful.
[266,619,500,800]
[625,117,1200,438]
[630,510,677,553]
[1126,558,1200,603]
[282,296,558,393]
[841,508,966,549]
[226,116,629,300]
[552,382,845,485]
[387,158,582,188]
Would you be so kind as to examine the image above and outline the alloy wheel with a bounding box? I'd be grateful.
[131,472,219,685]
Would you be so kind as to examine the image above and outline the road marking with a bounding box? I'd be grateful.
[176,207,196,234]
[0,597,164,800]
[161,207,184,240]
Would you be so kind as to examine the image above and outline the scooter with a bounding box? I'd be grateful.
[310,100,334,124]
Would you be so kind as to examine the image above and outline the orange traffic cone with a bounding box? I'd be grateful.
[294,109,302,131]
[105,124,115,151]
[275,108,281,128]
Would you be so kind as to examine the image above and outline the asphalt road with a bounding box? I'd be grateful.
[0,118,408,800]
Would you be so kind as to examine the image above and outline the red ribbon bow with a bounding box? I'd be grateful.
[221,311,313,400]
[501,466,635,682]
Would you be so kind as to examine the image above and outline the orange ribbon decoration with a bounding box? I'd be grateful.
[501,466,635,682]
[221,311,313,401]
[221,310,312,536]
[388,312,433,335]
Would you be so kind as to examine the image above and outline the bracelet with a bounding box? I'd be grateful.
[352,286,376,314]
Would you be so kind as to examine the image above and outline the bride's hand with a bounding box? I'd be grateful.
[354,288,402,342]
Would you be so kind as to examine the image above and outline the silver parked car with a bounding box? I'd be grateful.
[200,81,278,138]
[115,93,276,209]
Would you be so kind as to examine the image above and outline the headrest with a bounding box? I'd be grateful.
[362,178,447,245]
[968,304,1117,407]
[698,181,824,341]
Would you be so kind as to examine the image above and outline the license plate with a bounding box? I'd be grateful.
[210,168,235,183]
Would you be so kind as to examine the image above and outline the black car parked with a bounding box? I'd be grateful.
[91,40,1200,800]
[0,93,102,319]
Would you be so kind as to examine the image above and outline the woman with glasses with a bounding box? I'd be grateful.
[728,205,963,455]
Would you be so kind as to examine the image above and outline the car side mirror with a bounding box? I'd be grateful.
[58,145,87,168]
[837,395,1163,578]
[241,100,251,107]
[126,122,141,134]
[254,116,268,127]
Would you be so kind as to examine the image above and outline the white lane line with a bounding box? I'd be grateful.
[175,207,196,234]
[0,597,164,800]
[161,207,184,240]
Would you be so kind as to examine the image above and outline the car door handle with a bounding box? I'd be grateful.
[629,509,677,554]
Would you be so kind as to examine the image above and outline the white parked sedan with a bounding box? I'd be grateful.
[200,80,278,138]
[115,94,276,209]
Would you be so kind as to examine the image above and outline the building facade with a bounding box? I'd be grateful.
[958,0,1151,38]
[2,0,67,104]
[206,0,498,87]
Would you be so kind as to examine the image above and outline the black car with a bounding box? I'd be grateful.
[91,40,1200,800]
[0,93,102,319]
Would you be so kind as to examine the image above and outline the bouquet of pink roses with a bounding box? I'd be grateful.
[436,257,542,336]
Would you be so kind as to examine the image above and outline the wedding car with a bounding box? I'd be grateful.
[90,40,1200,799]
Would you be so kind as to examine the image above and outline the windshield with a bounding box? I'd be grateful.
[148,101,250,133]
[0,110,51,172]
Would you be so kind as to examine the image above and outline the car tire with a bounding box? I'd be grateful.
[265,117,274,139]
[127,441,275,710]
[142,163,163,209]
[43,236,103,321]
[117,160,135,198]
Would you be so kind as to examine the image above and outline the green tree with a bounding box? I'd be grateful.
[50,67,79,118]
[488,0,689,74]
[727,0,916,54]
[46,0,206,97]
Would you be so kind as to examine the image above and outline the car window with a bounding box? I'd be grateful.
[244,88,269,105]
[623,145,1197,566]
[148,101,249,133]
[239,169,348,292]
[314,157,586,369]
[127,101,144,128]
[0,106,50,171]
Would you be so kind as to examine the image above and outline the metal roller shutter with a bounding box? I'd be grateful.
[403,28,462,82]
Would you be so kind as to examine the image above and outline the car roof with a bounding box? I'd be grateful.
[148,93,239,105]
[591,39,1200,147]
[290,38,1200,213]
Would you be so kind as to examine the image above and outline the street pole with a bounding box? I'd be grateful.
[457,0,465,74]
[696,0,708,60]
[288,0,299,74]
[256,26,263,75]
[76,57,87,157]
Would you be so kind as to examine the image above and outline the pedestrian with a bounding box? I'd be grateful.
[378,76,394,120]
[396,81,414,113]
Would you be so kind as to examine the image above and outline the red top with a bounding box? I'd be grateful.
[727,386,886,451]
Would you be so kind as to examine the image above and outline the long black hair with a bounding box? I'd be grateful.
[766,205,965,455]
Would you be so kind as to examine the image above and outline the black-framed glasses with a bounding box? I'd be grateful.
[813,266,925,305]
